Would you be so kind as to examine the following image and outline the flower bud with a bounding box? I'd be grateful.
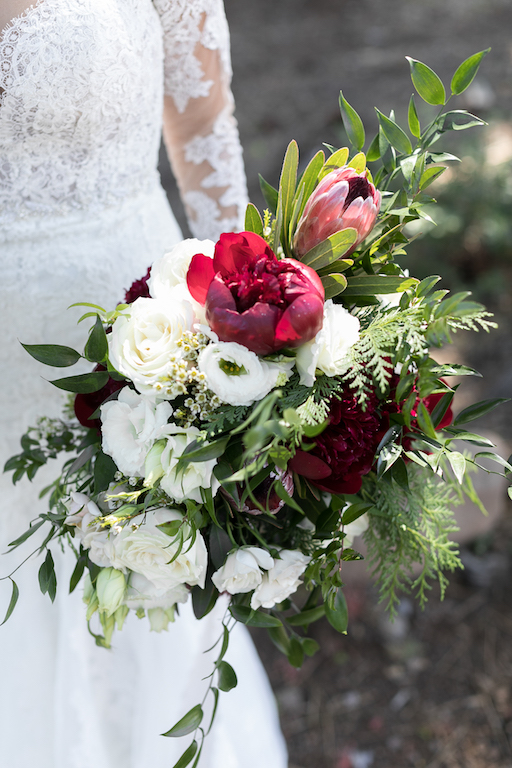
[96,567,126,617]
[293,166,381,257]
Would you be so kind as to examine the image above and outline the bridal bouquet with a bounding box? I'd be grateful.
[4,51,511,765]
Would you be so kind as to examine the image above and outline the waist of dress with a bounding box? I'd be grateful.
[0,174,167,242]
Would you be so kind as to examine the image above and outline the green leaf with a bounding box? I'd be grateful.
[447,451,466,484]
[276,140,299,254]
[325,589,348,634]
[244,203,264,236]
[451,48,491,95]
[341,502,372,525]
[322,273,348,300]
[347,152,367,174]
[343,274,417,297]
[286,604,325,626]
[267,625,291,655]
[339,91,365,151]
[300,229,358,270]
[180,436,230,465]
[474,452,512,473]
[49,371,109,394]
[416,275,442,298]
[302,638,320,657]
[420,166,446,190]
[430,390,455,428]
[38,550,57,602]
[366,133,380,162]
[171,742,199,768]
[217,660,238,692]
[94,451,117,494]
[408,94,421,138]
[445,431,494,447]
[8,519,45,549]
[84,315,108,363]
[21,343,81,368]
[453,398,510,427]
[295,150,325,214]
[287,637,304,668]
[229,604,283,628]
[406,57,446,105]
[258,174,278,215]
[375,109,412,155]
[69,556,86,594]
[1,579,19,626]
[162,705,203,738]
[274,478,303,514]
[437,110,486,132]
[319,146,349,179]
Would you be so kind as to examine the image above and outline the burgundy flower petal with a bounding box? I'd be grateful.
[187,253,216,305]
[213,232,273,276]
[209,302,280,355]
[279,259,325,301]
[274,294,324,348]
[314,473,364,495]
[288,450,332,480]
[206,275,238,313]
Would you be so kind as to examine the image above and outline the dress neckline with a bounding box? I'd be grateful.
[0,1,47,45]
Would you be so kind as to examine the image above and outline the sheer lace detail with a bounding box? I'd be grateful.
[156,0,248,240]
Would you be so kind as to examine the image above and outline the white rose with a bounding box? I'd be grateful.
[198,341,293,406]
[111,508,207,590]
[145,425,219,504]
[251,549,311,610]
[343,512,369,548]
[100,388,172,477]
[96,567,127,617]
[124,572,189,611]
[295,300,360,386]
[211,547,274,595]
[108,296,196,398]
[65,492,114,567]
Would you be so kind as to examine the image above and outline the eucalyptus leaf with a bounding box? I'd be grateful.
[21,343,81,368]
[1,579,19,626]
[406,57,446,105]
[161,705,203,738]
[171,742,198,768]
[49,371,109,394]
[217,660,238,692]
[339,91,365,151]
[451,48,491,95]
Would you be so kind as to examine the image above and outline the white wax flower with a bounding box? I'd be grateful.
[64,492,114,568]
[96,567,126,617]
[343,512,369,548]
[295,300,360,386]
[100,388,172,477]
[124,572,189,611]
[211,547,274,595]
[198,341,293,406]
[108,296,196,398]
[251,549,311,610]
[111,508,207,591]
[144,425,219,504]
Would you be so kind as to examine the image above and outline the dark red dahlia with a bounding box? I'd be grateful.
[124,267,151,304]
[289,391,389,495]
[74,365,126,430]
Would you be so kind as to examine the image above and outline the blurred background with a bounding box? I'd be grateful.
[161,1,512,765]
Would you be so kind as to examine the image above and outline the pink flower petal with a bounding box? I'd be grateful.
[213,232,274,276]
[187,253,215,306]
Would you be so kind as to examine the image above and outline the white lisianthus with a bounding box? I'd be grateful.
[251,549,311,610]
[343,512,370,548]
[108,296,196,398]
[211,547,274,595]
[64,492,114,568]
[198,341,293,406]
[96,567,127,617]
[111,508,207,591]
[147,607,177,633]
[124,572,189,611]
[144,425,219,504]
[295,300,360,386]
[100,388,172,477]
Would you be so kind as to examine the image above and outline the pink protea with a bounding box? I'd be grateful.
[293,166,381,258]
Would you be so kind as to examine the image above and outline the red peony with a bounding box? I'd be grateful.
[74,365,126,430]
[124,266,151,304]
[186,232,325,355]
[289,391,389,495]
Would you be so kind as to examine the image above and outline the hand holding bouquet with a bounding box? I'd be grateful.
[4,50,511,766]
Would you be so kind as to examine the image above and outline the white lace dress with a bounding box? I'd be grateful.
[0,2,288,766]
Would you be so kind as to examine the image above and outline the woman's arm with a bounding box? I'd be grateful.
[154,0,248,241]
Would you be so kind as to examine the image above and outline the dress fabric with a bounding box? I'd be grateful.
[0,1,288,766]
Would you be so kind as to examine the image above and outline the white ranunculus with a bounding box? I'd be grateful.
[211,547,274,595]
[148,238,215,298]
[145,425,219,504]
[343,512,369,548]
[124,572,189,611]
[108,296,196,398]
[198,341,293,406]
[111,508,207,591]
[251,549,311,610]
[100,388,172,477]
[295,300,360,386]
[96,567,127,617]
[64,492,114,568]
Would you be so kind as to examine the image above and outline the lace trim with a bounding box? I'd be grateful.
[155,0,231,113]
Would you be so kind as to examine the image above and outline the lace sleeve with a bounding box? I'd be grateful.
[154,0,248,241]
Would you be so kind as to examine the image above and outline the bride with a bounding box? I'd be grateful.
[0,1,288,766]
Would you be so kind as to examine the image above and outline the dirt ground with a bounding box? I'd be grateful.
[161,2,512,765]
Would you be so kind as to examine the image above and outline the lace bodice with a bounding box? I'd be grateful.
[0,0,247,239]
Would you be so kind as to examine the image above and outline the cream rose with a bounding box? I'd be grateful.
[100,388,172,477]
[295,300,360,386]
[251,549,311,609]
[110,508,207,590]
[108,296,196,398]
[211,547,274,595]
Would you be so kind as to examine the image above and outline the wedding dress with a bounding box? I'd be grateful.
[0,1,288,766]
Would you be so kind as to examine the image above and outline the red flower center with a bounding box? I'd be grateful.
[344,177,372,209]
[223,254,303,314]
